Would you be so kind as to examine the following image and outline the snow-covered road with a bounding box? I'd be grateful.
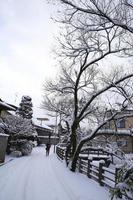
[0,147,110,200]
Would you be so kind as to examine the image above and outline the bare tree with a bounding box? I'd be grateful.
[57,0,133,33]
[43,64,133,170]
[44,0,133,171]
[53,0,133,56]
[42,66,75,125]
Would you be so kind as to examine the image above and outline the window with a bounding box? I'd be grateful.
[117,119,125,128]
[117,140,127,147]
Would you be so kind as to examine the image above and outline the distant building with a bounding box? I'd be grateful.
[0,98,17,163]
[93,110,133,153]
[104,109,133,130]
[32,119,59,145]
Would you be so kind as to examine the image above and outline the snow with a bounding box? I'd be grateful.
[98,129,133,136]
[0,101,16,111]
[0,122,5,129]
[39,136,59,139]
[125,153,133,159]
[0,146,110,200]
[88,155,110,159]
[0,133,9,137]
[79,154,88,158]
[32,118,53,130]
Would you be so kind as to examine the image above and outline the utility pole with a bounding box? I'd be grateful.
[54,112,58,153]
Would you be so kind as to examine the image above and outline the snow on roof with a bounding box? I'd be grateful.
[98,129,133,137]
[0,100,16,111]
[0,122,5,129]
[38,136,59,139]
[0,133,9,137]
[32,118,53,131]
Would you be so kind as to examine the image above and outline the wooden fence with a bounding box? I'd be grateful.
[56,145,119,188]
[80,147,114,163]
[56,145,66,161]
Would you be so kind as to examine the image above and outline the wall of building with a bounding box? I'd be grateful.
[0,110,11,118]
[125,117,133,129]
[38,136,59,145]
[94,135,133,153]
[121,136,133,153]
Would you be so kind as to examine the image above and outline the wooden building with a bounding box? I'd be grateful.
[94,110,133,153]
[94,129,133,153]
[33,120,59,145]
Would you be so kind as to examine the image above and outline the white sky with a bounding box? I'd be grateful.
[0,0,59,121]
[0,0,132,124]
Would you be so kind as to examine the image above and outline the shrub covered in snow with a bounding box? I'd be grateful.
[10,150,22,157]
[110,158,133,200]
[20,140,33,155]
[3,115,37,156]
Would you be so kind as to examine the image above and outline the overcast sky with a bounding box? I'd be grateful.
[0,0,132,125]
[0,0,59,120]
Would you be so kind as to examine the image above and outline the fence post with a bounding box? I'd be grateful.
[111,153,114,164]
[61,149,64,160]
[99,163,104,186]
[79,158,81,173]
[63,148,65,160]
[115,167,120,185]
[61,149,62,160]
[87,159,91,178]
[56,146,58,157]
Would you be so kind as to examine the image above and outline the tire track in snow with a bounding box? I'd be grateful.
[0,157,30,194]
[13,156,36,200]
[0,147,107,200]
[23,155,50,200]
[49,155,79,200]
[0,151,43,200]
[50,155,93,200]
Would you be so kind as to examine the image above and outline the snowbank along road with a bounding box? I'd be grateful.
[0,147,110,200]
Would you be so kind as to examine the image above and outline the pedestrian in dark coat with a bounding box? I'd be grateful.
[46,143,51,156]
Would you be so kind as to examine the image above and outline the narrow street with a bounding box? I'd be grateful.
[0,147,109,200]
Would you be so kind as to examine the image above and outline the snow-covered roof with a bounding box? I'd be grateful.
[0,133,9,137]
[38,136,59,139]
[0,99,16,111]
[36,124,53,131]
[0,122,5,129]
[98,129,133,137]
[32,118,53,131]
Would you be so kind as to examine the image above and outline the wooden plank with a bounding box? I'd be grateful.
[102,174,115,183]
[90,173,98,180]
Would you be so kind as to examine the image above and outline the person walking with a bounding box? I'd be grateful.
[46,143,51,156]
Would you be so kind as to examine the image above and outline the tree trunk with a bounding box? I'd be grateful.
[71,141,84,172]
[65,131,77,166]
[65,142,71,166]
[65,118,79,166]
[71,118,79,155]
[70,131,97,172]
[71,133,77,155]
